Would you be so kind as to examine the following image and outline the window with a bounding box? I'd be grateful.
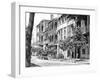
[65,16,67,21]
[60,18,62,25]
[62,17,64,23]
[64,36,66,39]
[64,27,66,34]
[39,36,40,42]
[41,36,43,42]
[51,22,53,29]
[67,27,70,37]
[55,35,57,40]
[55,22,57,28]
[52,35,53,41]
[41,25,43,31]
[82,49,85,54]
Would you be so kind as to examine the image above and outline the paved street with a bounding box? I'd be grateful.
[31,56,89,67]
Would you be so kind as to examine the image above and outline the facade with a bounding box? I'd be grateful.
[46,18,58,45]
[57,14,76,41]
[35,14,90,60]
[36,17,58,51]
[56,14,76,59]
[57,14,90,59]
[36,20,50,45]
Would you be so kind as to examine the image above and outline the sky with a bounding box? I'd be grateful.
[26,13,61,44]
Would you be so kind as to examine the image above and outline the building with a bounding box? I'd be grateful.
[35,14,90,60]
[35,15,58,59]
[36,15,58,50]
[56,14,76,59]
[36,20,50,46]
[46,18,58,45]
[57,14,76,41]
[57,14,90,59]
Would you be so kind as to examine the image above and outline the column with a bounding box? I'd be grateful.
[64,50,68,59]
[75,47,78,59]
[85,45,88,59]
[80,47,82,59]
[57,44,59,58]
[72,47,75,58]
[62,28,64,40]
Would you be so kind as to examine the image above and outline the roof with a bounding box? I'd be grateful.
[36,19,50,27]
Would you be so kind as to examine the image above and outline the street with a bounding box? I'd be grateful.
[31,56,89,67]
